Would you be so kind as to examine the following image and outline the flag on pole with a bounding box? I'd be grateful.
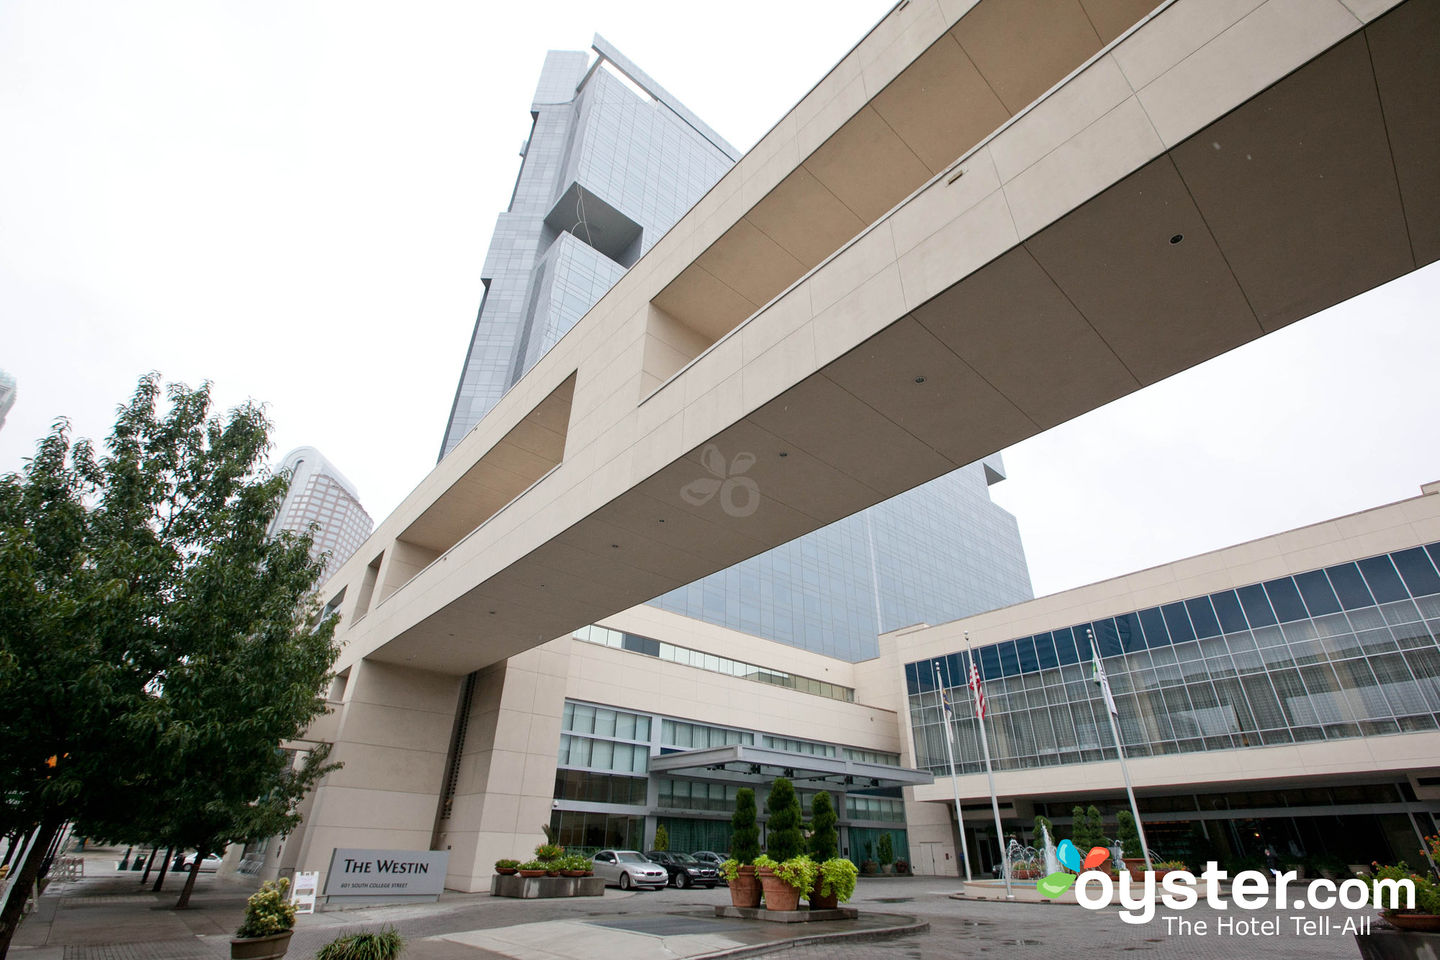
[1091,645,1119,717]
[967,656,987,719]
[940,686,954,717]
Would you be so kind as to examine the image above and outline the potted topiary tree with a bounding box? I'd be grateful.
[758,778,813,911]
[231,878,296,960]
[653,824,669,852]
[1116,810,1144,878]
[806,791,842,909]
[878,833,895,875]
[752,853,816,912]
[723,787,762,908]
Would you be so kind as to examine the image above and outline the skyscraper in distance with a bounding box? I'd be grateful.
[270,446,374,583]
[443,38,1034,660]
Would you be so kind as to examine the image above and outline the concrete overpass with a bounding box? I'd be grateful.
[321,0,1436,679]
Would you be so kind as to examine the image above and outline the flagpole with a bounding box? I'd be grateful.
[931,658,972,882]
[1088,628,1153,870]
[966,632,1012,900]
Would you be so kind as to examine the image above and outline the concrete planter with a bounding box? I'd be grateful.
[229,932,292,960]
[1356,919,1440,959]
[490,874,605,899]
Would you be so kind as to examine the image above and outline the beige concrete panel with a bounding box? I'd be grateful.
[1025,157,1260,386]
[1366,0,1440,265]
[336,702,455,752]
[743,168,867,270]
[1110,0,1265,91]
[810,264,911,371]
[953,0,1103,113]
[859,0,955,98]
[1079,0,1165,41]
[741,326,817,414]
[740,122,802,212]
[808,222,899,317]
[803,108,933,224]
[694,220,807,310]
[683,335,744,408]
[739,284,814,367]
[1171,33,1414,331]
[871,33,1011,174]
[912,247,1138,429]
[990,55,1135,182]
[821,317,1035,466]
[1134,0,1359,148]
[304,786,439,830]
[681,371,749,452]
[1338,0,1405,20]
[889,145,1002,257]
[895,189,1020,312]
[322,743,445,791]
[651,267,756,346]
[795,73,872,162]
[939,0,984,25]
[1002,96,1165,239]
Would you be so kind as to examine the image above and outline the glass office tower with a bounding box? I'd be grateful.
[443,39,1034,661]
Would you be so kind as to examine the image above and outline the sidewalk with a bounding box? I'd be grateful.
[13,858,928,960]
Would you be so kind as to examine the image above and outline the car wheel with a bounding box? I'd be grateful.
[619,872,632,890]
[678,873,691,889]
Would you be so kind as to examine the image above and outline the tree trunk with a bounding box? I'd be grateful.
[0,818,61,960]
[151,847,174,892]
[140,846,158,884]
[173,851,203,910]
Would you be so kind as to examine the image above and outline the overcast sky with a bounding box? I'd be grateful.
[3,1,1437,600]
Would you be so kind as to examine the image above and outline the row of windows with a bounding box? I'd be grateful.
[657,778,739,812]
[844,748,902,767]
[662,719,752,749]
[907,543,1440,691]
[563,701,652,742]
[763,735,836,758]
[846,796,905,822]
[557,734,649,774]
[553,770,648,806]
[574,624,855,701]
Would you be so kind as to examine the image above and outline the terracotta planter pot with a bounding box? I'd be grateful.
[518,869,546,878]
[230,931,292,960]
[1123,858,1146,880]
[561,870,586,877]
[1385,912,1440,932]
[544,869,561,877]
[495,868,517,875]
[728,866,761,908]
[758,868,801,912]
[808,876,838,910]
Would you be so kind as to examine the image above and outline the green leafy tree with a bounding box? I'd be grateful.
[0,376,341,946]
[809,791,838,862]
[731,788,759,864]
[877,832,895,866]
[653,823,669,852]
[1087,806,1107,851]
[1116,810,1143,859]
[1071,805,1107,852]
[764,778,804,862]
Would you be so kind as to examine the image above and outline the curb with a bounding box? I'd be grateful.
[689,914,929,960]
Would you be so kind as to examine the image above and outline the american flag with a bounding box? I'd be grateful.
[967,656,987,719]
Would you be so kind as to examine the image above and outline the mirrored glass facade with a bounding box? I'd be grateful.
[906,543,1440,774]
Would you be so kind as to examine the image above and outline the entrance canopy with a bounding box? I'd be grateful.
[650,744,933,791]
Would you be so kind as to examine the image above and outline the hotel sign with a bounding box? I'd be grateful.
[323,848,449,899]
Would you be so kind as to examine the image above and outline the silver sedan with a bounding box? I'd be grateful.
[591,850,668,890]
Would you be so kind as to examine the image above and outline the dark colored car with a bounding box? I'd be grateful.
[645,851,719,888]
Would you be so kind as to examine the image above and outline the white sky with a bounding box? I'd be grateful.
[2,1,1437,600]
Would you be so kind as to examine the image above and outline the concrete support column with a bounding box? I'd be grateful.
[292,659,462,877]
[435,640,570,892]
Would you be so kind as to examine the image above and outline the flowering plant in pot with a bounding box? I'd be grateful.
[517,859,547,878]
[494,859,520,876]
[231,878,296,960]
[1368,862,1440,931]
[754,855,817,912]
[560,854,590,877]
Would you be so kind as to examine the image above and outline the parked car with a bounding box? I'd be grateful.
[691,850,728,884]
[645,851,718,888]
[591,850,668,890]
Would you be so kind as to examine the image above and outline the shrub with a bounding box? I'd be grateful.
[818,858,859,902]
[754,854,816,892]
[494,859,520,871]
[518,859,546,871]
[562,854,591,872]
[235,878,296,939]
[316,928,404,960]
[732,788,760,864]
[534,843,563,862]
[877,832,894,866]
[719,859,742,882]
[765,778,804,862]
[809,791,838,862]
[1369,863,1440,915]
[653,824,669,852]
[1116,810,1142,859]
[1152,860,1189,871]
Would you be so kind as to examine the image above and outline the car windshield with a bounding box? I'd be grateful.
[616,852,647,863]
[670,854,698,864]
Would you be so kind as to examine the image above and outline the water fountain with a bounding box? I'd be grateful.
[1040,823,1061,877]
